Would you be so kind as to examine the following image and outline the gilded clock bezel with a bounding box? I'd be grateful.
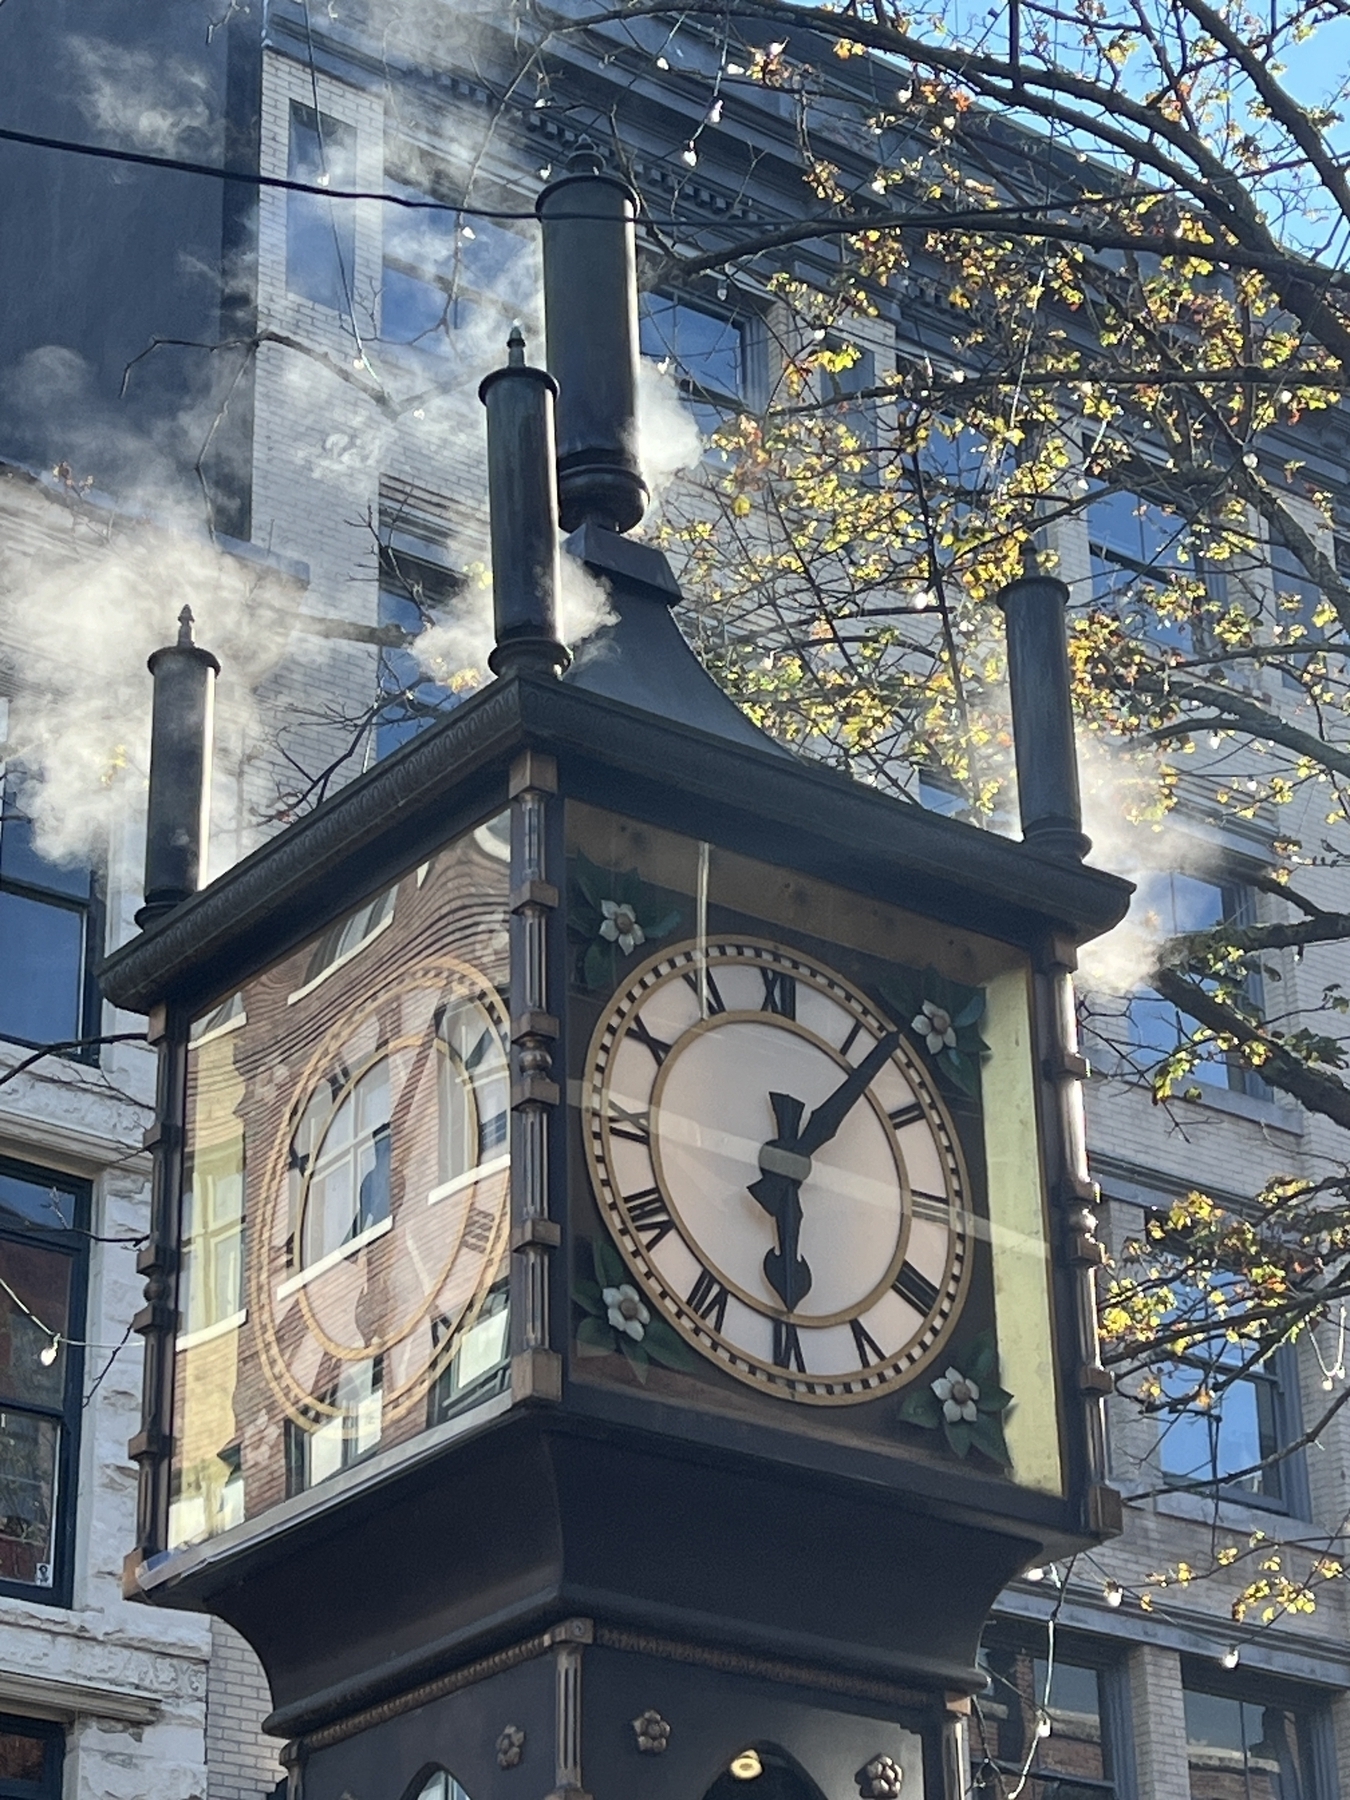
[582,936,974,1404]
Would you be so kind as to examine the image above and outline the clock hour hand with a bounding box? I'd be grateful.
[796,1028,902,1156]
[748,1090,813,1311]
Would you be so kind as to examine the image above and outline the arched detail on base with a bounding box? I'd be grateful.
[398,1764,473,1800]
[700,1742,831,1800]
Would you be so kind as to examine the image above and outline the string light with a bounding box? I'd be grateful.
[729,1751,763,1781]
[1025,1566,1047,1582]
[39,1338,59,1368]
[1220,1647,1240,1669]
[1104,1580,1124,1608]
[681,143,699,167]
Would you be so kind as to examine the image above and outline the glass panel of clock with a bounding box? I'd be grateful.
[566,804,1063,1495]
[169,814,512,1551]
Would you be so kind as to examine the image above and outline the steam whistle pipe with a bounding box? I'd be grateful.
[479,326,570,678]
[997,551,1092,863]
[135,607,220,928]
[535,147,648,535]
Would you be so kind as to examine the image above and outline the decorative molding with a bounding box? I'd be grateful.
[0,1670,161,1726]
[292,1619,593,1756]
[591,1626,933,1712]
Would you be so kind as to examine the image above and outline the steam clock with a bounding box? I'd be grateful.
[101,151,1132,1800]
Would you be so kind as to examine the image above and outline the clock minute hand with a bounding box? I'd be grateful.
[795,1028,903,1157]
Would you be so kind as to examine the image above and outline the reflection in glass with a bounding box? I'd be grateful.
[172,818,512,1550]
[0,1411,58,1586]
[976,1638,1114,1799]
[1185,1688,1310,1800]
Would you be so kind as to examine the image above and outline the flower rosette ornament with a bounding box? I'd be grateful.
[568,852,681,991]
[879,964,989,1096]
[897,1330,1014,1465]
[574,1235,698,1381]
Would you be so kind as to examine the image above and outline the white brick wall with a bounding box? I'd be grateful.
[206,1622,283,1800]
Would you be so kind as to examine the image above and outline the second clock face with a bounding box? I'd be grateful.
[583,938,972,1403]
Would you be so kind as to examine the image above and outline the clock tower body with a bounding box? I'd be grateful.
[100,159,1133,1800]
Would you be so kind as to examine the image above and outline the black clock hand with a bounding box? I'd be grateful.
[795,1028,903,1156]
[748,1091,813,1311]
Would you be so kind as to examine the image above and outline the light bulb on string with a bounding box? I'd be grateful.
[39,1337,59,1367]
[1104,1580,1124,1608]
[1220,1647,1240,1670]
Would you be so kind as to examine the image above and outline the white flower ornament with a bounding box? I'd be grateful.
[911,1000,957,1056]
[931,1365,980,1422]
[603,1284,650,1340]
[599,899,646,955]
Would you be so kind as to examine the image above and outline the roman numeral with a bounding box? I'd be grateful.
[626,1188,676,1249]
[760,969,797,1018]
[839,1019,864,1058]
[607,1101,652,1145]
[628,1016,673,1065]
[850,1318,886,1367]
[686,1268,730,1331]
[892,1262,942,1315]
[683,969,727,1015]
[465,1026,496,1073]
[888,1102,925,1130]
[773,1318,807,1371]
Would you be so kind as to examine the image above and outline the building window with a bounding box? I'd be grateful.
[1119,869,1267,1098]
[0,1715,63,1799]
[286,101,356,313]
[0,768,98,1052]
[428,1281,509,1425]
[1184,1665,1325,1799]
[975,1630,1122,1798]
[379,181,523,357]
[639,291,750,437]
[376,482,466,757]
[1157,1342,1304,1512]
[285,1357,383,1497]
[1087,486,1225,654]
[0,1158,89,1608]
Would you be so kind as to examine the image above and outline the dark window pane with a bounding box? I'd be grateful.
[0,1241,73,1406]
[0,1728,48,1784]
[0,893,84,1044]
[0,1173,76,1235]
[978,1640,1111,1793]
[0,1412,59,1587]
[286,102,356,311]
[639,293,745,399]
[1186,1691,1310,1800]
[380,264,452,350]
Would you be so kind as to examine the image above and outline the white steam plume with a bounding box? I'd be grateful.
[635,356,704,520]
[64,37,217,157]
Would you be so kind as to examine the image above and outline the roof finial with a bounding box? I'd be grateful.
[507,323,526,368]
[177,605,196,647]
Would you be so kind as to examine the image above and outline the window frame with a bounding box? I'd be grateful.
[638,285,766,423]
[0,1156,90,1610]
[1181,1656,1334,1800]
[1085,478,1229,657]
[974,1624,1132,1800]
[285,99,357,314]
[0,1713,64,1800]
[0,770,103,1061]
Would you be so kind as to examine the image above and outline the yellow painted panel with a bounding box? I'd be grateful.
[983,967,1063,1494]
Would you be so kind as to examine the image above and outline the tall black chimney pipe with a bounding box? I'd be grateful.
[997,551,1091,862]
[479,326,570,678]
[135,607,219,928]
[535,148,648,535]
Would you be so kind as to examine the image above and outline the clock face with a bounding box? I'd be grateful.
[249,958,512,1435]
[583,938,971,1403]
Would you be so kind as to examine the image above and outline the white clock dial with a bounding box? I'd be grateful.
[583,938,972,1402]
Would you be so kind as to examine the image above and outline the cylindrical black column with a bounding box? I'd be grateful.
[136,607,220,928]
[997,558,1091,862]
[535,148,648,534]
[479,327,570,678]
